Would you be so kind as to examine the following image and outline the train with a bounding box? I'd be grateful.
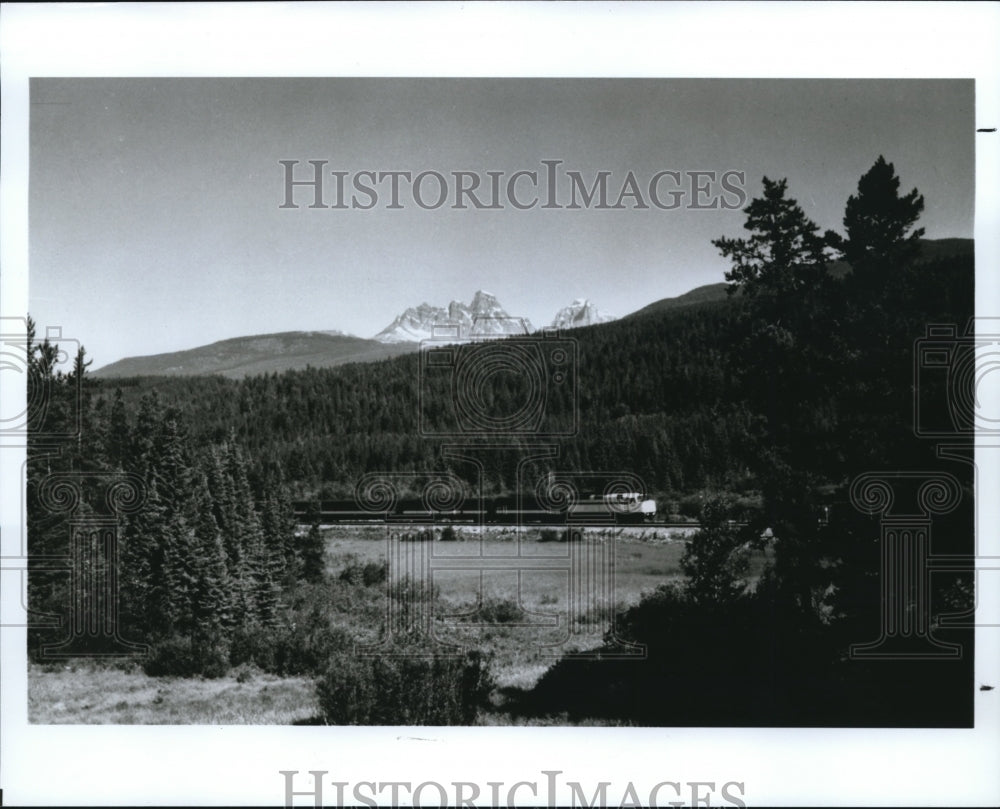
[293,490,658,525]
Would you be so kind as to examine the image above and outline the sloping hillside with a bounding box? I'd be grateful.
[626,238,972,320]
[93,331,417,379]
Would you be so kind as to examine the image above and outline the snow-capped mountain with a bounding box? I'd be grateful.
[373,291,533,343]
[549,298,616,330]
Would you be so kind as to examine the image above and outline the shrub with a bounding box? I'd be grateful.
[339,560,388,587]
[440,525,457,542]
[142,634,229,679]
[680,495,751,605]
[678,492,706,520]
[142,636,199,677]
[538,528,568,543]
[477,597,525,624]
[299,523,327,583]
[271,615,354,676]
[228,626,278,672]
[392,575,439,604]
[315,647,494,725]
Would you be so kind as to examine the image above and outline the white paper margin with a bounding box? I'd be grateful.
[2,2,998,806]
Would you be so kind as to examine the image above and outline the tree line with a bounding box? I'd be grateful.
[516,156,975,726]
[26,337,326,669]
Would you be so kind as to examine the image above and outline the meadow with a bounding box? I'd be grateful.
[30,525,708,724]
[29,660,317,724]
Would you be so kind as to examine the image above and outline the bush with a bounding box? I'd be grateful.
[299,523,327,583]
[142,637,199,677]
[440,525,458,542]
[476,597,525,624]
[678,492,706,520]
[226,607,356,677]
[228,626,279,672]
[339,560,388,587]
[392,575,440,604]
[680,495,751,605]
[538,528,568,543]
[142,634,229,679]
[527,583,820,724]
[316,647,494,725]
[271,615,354,676]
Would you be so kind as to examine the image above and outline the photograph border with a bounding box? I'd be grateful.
[2,2,999,806]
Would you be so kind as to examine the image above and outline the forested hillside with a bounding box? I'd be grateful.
[93,296,759,501]
[86,228,971,506]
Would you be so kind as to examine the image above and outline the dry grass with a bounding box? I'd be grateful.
[321,524,688,692]
[325,524,687,606]
[29,661,318,724]
[29,525,743,725]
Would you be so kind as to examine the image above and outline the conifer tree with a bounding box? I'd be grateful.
[832,155,925,284]
[712,177,832,300]
[120,475,171,636]
[104,388,131,472]
[190,471,233,644]
[300,502,327,584]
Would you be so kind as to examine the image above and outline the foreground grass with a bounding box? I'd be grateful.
[30,527,772,725]
[29,661,317,724]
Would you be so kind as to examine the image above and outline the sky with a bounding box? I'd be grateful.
[29,78,975,368]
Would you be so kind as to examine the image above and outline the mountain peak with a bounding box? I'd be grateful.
[550,298,616,330]
[374,291,619,342]
[374,291,532,343]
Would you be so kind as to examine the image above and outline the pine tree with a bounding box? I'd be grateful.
[257,470,296,583]
[120,475,171,637]
[712,177,832,300]
[205,444,253,626]
[104,388,131,472]
[216,440,277,628]
[832,155,925,284]
[132,391,163,480]
[189,471,233,645]
[300,504,327,584]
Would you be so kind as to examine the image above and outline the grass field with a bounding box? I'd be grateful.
[29,660,317,724]
[323,525,694,699]
[29,525,769,724]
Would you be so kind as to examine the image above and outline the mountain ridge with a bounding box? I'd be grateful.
[373,290,533,343]
[626,237,973,321]
[92,238,971,379]
[92,331,416,379]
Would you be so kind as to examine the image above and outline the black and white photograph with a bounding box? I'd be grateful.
[2,3,999,806]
